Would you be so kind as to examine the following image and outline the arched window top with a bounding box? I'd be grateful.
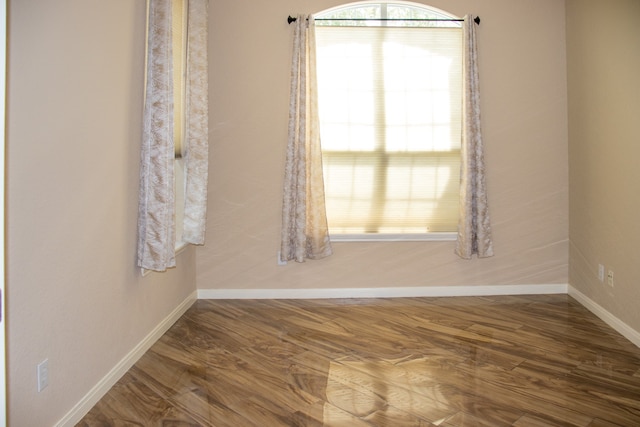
[315,1,461,27]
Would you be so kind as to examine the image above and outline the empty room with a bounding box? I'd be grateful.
[5,0,640,425]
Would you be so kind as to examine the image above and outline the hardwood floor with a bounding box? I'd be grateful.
[78,295,640,426]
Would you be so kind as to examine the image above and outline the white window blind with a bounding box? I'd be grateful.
[316,23,462,236]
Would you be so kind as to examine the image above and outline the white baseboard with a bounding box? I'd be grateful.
[54,291,197,427]
[568,286,640,348]
[197,284,568,300]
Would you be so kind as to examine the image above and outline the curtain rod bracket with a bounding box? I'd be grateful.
[288,15,479,25]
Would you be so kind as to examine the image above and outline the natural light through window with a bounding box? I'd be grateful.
[315,2,462,240]
[172,0,187,250]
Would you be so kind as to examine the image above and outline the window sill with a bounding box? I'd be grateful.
[330,233,457,242]
[175,240,189,254]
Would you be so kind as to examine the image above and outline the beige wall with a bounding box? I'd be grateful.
[198,0,569,291]
[566,0,640,332]
[6,0,196,425]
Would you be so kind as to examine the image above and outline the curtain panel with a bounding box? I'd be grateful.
[138,0,176,271]
[280,15,333,263]
[183,0,209,245]
[138,0,209,271]
[455,15,494,259]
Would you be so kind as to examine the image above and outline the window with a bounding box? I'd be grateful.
[315,2,462,241]
[139,0,209,271]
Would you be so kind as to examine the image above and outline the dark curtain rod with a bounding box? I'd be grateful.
[287,15,480,25]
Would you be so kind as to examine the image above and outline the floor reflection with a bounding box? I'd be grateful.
[324,356,456,424]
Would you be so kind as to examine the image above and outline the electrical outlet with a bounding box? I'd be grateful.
[37,359,49,392]
[598,264,605,282]
[607,270,614,288]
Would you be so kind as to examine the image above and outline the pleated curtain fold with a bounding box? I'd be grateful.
[280,15,333,263]
[138,0,209,272]
[455,15,494,259]
[183,0,209,245]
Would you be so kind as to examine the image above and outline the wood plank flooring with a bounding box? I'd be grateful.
[78,295,640,426]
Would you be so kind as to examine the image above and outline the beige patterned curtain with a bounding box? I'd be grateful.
[138,0,176,271]
[280,15,333,263]
[182,0,209,244]
[138,0,209,271]
[455,15,494,259]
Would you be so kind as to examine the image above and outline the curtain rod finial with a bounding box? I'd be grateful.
[474,16,481,25]
[288,15,297,24]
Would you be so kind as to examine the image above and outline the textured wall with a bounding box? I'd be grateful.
[197,0,569,291]
[566,0,640,332]
[6,1,196,425]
